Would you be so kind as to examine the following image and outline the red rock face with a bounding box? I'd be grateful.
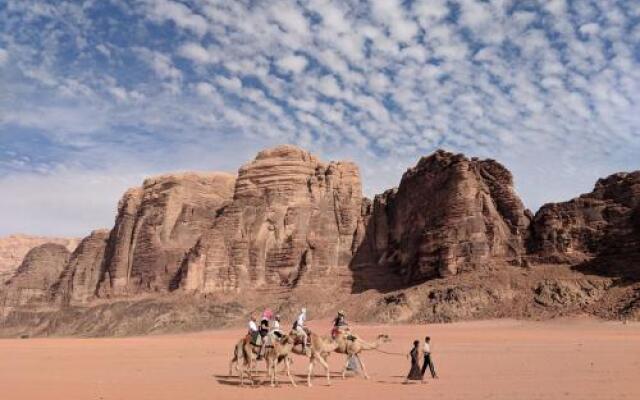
[54,230,110,305]
[361,150,531,284]
[530,171,640,277]
[99,172,236,295]
[3,147,640,332]
[180,145,364,293]
[2,243,72,306]
[0,235,79,284]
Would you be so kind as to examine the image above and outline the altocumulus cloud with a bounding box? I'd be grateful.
[0,0,638,236]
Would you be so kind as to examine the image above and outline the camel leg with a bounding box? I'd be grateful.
[268,360,276,387]
[341,355,351,379]
[307,357,316,387]
[285,357,297,387]
[356,354,369,380]
[229,349,238,376]
[314,354,332,386]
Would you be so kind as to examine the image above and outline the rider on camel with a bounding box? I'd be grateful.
[257,317,270,360]
[331,310,349,339]
[293,307,308,352]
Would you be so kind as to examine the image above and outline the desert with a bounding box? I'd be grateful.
[1,319,639,400]
[2,1,639,399]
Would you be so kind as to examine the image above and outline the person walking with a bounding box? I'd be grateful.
[421,336,438,379]
[404,340,423,383]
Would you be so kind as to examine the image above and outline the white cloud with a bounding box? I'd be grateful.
[178,42,215,64]
[216,75,242,92]
[195,81,216,98]
[277,54,308,74]
[147,0,208,37]
[579,23,600,35]
[1,0,639,236]
[317,74,341,98]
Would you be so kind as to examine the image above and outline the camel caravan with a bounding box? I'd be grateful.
[229,308,392,387]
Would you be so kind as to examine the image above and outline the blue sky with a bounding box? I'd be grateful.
[0,0,639,236]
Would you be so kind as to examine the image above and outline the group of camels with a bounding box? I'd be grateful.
[229,328,391,387]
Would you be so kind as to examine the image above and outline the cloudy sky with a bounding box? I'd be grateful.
[0,0,639,237]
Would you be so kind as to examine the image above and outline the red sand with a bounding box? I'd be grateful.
[2,319,639,400]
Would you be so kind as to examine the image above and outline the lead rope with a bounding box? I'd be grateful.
[372,348,406,356]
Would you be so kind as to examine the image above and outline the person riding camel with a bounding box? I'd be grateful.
[261,308,273,324]
[257,318,270,360]
[248,315,258,336]
[332,310,349,339]
[271,314,283,338]
[293,307,308,352]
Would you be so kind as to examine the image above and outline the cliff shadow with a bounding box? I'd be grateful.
[348,214,416,294]
[571,253,640,284]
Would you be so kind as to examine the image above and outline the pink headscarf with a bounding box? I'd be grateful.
[262,308,273,321]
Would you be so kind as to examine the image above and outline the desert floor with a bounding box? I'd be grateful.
[1,318,639,400]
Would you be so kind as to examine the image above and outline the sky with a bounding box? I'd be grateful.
[0,0,639,237]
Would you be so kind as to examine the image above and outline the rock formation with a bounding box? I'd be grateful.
[360,150,531,284]
[99,172,236,295]
[530,171,640,278]
[54,230,110,305]
[180,145,364,294]
[2,146,640,336]
[0,235,79,283]
[2,243,72,306]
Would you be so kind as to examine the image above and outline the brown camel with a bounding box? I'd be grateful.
[263,333,298,387]
[290,330,340,387]
[230,331,300,386]
[333,333,391,379]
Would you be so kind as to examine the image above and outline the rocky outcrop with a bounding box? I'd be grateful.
[0,235,79,284]
[2,243,72,306]
[359,150,531,286]
[54,230,110,305]
[180,145,364,293]
[529,171,640,278]
[100,173,236,295]
[3,146,640,336]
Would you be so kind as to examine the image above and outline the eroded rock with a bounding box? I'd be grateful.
[2,243,71,306]
[529,171,640,278]
[100,172,236,295]
[362,150,531,284]
[180,145,364,293]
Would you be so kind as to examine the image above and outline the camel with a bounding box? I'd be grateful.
[230,330,300,386]
[332,332,392,380]
[290,330,340,387]
[263,333,298,387]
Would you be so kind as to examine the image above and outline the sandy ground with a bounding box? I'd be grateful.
[1,319,639,400]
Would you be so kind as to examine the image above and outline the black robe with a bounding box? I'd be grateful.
[406,347,422,380]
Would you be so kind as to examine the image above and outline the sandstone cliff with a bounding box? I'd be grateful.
[2,146,640,337]
[180,145,364,294]
[54,230,110,305]
[2,243,72,306]
[0,235,79,284]
[530,171,640,279]
[358,150,531,288]
[99,172,236,295]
